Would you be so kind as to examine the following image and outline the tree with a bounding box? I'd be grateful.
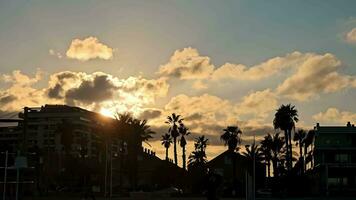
[179,123,190,170]
[166,113,183,165]
[195,135,208,153]
[220,126,242,188]
[188,136,208,170]
[161,133,172,161]
[242,143,264,163]
[260,134,273,178]
[270,133,285,177]
[220,126,242,152]
[293,129,306,174]
[273,104,298,171]
[114,113,155,190]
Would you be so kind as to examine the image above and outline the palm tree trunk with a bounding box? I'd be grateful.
[173,137,177,165]
[272,158,278,177]
[165,147,168,160]
[267,159,271,178]
[288,129,293,170]
[182,145,186,170]
[284,130,290,171]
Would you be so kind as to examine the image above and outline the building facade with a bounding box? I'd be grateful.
[314,122,356,195]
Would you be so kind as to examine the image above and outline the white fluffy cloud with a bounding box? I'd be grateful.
[66,37,114,61]
[345,28,356,44]
[276,53,355,101]
[313,108,356,124]
[212,52,309,80]
[158,47,214,79]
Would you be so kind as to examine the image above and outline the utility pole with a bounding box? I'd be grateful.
[104,141,108,198]
[252,135,256,200]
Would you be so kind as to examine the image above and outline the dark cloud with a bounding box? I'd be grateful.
[65,74,116,104]
[0,95,17,105]
[139,109,162,120]
[48,84,62,99]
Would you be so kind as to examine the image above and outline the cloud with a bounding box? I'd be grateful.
[312,108,356,124]
[0,95,17,105]
[49,49,62,58]
[138,108,162,120]
[212,52,308,80]
[66,37,113,61]
[235,89,278,120]
[1,70,169,117]
[158,47,214,79]
[345,28,356,44]
[276,53,355,101]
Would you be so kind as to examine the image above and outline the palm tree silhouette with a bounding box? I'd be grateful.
[195,135,208,153]
[179,123,190,170]
[114,113,155,190]
[166,113,183,166]
[273,104,298,171]
[220,126,242,188]
[293,129,306,174]
[161,133,172,161]
[260,134,273,178]
[188,150,207,169]
[220,126,242,152]
[242,143,263,163]
[188,136,208,169]
[270,133,285,177]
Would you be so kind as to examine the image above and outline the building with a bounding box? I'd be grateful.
[313,122,356,196]
[0,104,183,195]
[207,150,265,197]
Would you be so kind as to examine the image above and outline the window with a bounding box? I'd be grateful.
[335,154,348,163]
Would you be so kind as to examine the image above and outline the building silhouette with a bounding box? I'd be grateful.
[313,122,356,196]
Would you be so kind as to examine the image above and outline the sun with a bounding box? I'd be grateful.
[99,108,114,117]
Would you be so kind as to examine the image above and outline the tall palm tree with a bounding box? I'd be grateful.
[220,126,242,152]
[221,126,242,186]
[166,113,183,165]
[161,133,172,161]
[179,123,190,170]
[260,134,273,178]
[273,104,299,171]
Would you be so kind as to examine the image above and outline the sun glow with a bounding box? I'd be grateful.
[100,108,114,117]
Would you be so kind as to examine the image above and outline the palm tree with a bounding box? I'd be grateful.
[220,126,242,152]
[195,135,208,153]
[270,133,285,177]
[179,123,190,170]
[166,113,183,165]
[294,129,306,174]
[260,134,273,178]
[242,143,264,163]
[188,150,207,169]
[114,113,155,190]
[188,136,209,170]
[221,126,242,187]
[161,133,172,161]
[273,104,299,171]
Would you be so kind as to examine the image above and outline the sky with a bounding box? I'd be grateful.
[1,0,356,164]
